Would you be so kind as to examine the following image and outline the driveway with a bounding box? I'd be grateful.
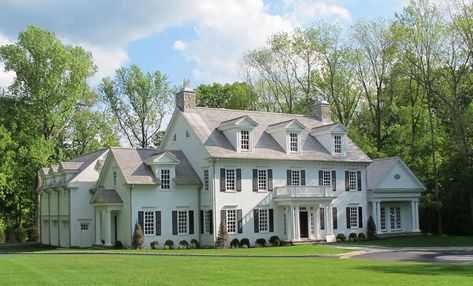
[349,247,473,264]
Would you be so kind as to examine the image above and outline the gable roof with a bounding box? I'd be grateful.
[310,123,347,135]
[180,107,371,162]
[90,188,123,204]
[110,148,201,185]
[218,115,259,131]
[367,157,425,190]
[37,148,108,191]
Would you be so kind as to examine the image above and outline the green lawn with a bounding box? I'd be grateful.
[1,254,472,285]
[340,235,473,248]
[49,244,350,256]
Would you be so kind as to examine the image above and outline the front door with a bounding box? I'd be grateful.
[299,211,309,238]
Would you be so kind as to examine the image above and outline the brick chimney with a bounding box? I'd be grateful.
[312,96,331,122]
[175,88,196,111]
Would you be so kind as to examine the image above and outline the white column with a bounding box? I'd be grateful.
[411,200,416,232]
[326,205,333,235]
[288,205,295,241]
[95,210,101,245]
[104,209,112,246]
[414,201,419,231]
[375,201,382,234]
[295,204,300,240]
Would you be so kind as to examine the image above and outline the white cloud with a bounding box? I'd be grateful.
[173,40,187,52]
[0,33,15,89]
[0,0,352,85]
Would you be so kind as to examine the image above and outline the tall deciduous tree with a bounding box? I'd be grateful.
[195,82,258,110]
[99,65,171,148]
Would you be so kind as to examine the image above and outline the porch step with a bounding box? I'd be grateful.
[283,239,326,246]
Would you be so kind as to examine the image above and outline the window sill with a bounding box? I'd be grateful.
[224,190,237,193]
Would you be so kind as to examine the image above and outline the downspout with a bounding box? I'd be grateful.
[212,158,218,242]
[57,189,60,247]
[129,185,134,246]
[48,191,51,245]
[68,188,71,247]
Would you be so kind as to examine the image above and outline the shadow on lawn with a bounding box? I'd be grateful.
[0,242,57,253]
[357,263,473,278]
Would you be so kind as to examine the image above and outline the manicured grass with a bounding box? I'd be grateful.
[27,244,351,256]
[1,254,472,285]
[341,235,473,248]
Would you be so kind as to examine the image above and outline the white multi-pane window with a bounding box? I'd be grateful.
[259,209,269,232]
[205,210,212,234]
[258,169,267,191]
[203,169,209,191]
[291,170,301,186]
[289,133,298,152]
[144,211,154,235]
[226,169,235,191]
[390,207,401,230]
[80,223,89,231]
[161,169,170,190]
[380,207,386,230]
[178,211,188,235]
[226,209,237,233]
[348,171,357,191]
[334,135,342,154]
[349,207,359,228]
[240,130,249,150]
[323,170,332,186]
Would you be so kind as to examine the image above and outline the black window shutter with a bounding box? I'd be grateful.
[332,170,337,191]
[254,209,259,233]
[252,169,258,192]
[332,207,338,229]
[346,207,351,229]
[358,207,363,228]
[200,210,204,234]
[220,168,226,192]
[189,210,194,234]
[301,170,306,186]
[172,210,177,235]
[286,170,291,186]
[269,208,274,232]
[209,210,213,234]
[155,211,161,235]
[318,170,323,185]
[237,209,243,233]
[357,171,362,191]
[138,211,144,231]
[236,169,242,192]
[345,171,350,191]
[320,208,325,230]
[267,169,273,191]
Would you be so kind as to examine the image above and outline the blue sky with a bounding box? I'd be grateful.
[0,0,408,88]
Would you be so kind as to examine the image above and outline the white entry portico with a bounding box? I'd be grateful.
[274,185,336,242]
[367,157,424,235]
[91,188,123,246]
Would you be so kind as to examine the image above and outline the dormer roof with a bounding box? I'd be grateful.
[48,165,59,174]
[144,151,180,166]
[59,161,84,172]
[310,123,347,136]
[266,119,306,133]
[217,115,259,131]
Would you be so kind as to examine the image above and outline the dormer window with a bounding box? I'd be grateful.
[334,135,342,154]
[289,133,299,152]
[240,130,250,151]
[161,169,171,190]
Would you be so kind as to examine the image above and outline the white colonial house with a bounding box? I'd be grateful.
[38,89,425,248]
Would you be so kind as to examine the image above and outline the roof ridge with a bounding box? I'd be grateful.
[188,107,316,118]
[372,156,401,161]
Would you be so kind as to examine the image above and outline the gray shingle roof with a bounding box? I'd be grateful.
[110,148,201,185]
[367,157,404,190]
[90,188,123,204]
[181,108,371,162]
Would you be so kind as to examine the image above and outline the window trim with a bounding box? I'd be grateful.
[258,208,269,233]
[257,169,268,191]
[225,169,236,191]
[333,134,343,155]
[177,210,188,235]
[226,209,237,234]
[160,169,171,190]
[203,169,209,192]
[291,169,301,186]
[349,206,359,228]
[144,211,155,236]
[348,171,358,191]
[288,132,299,153]
[204,210,212,234]
[239,130,250,151]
